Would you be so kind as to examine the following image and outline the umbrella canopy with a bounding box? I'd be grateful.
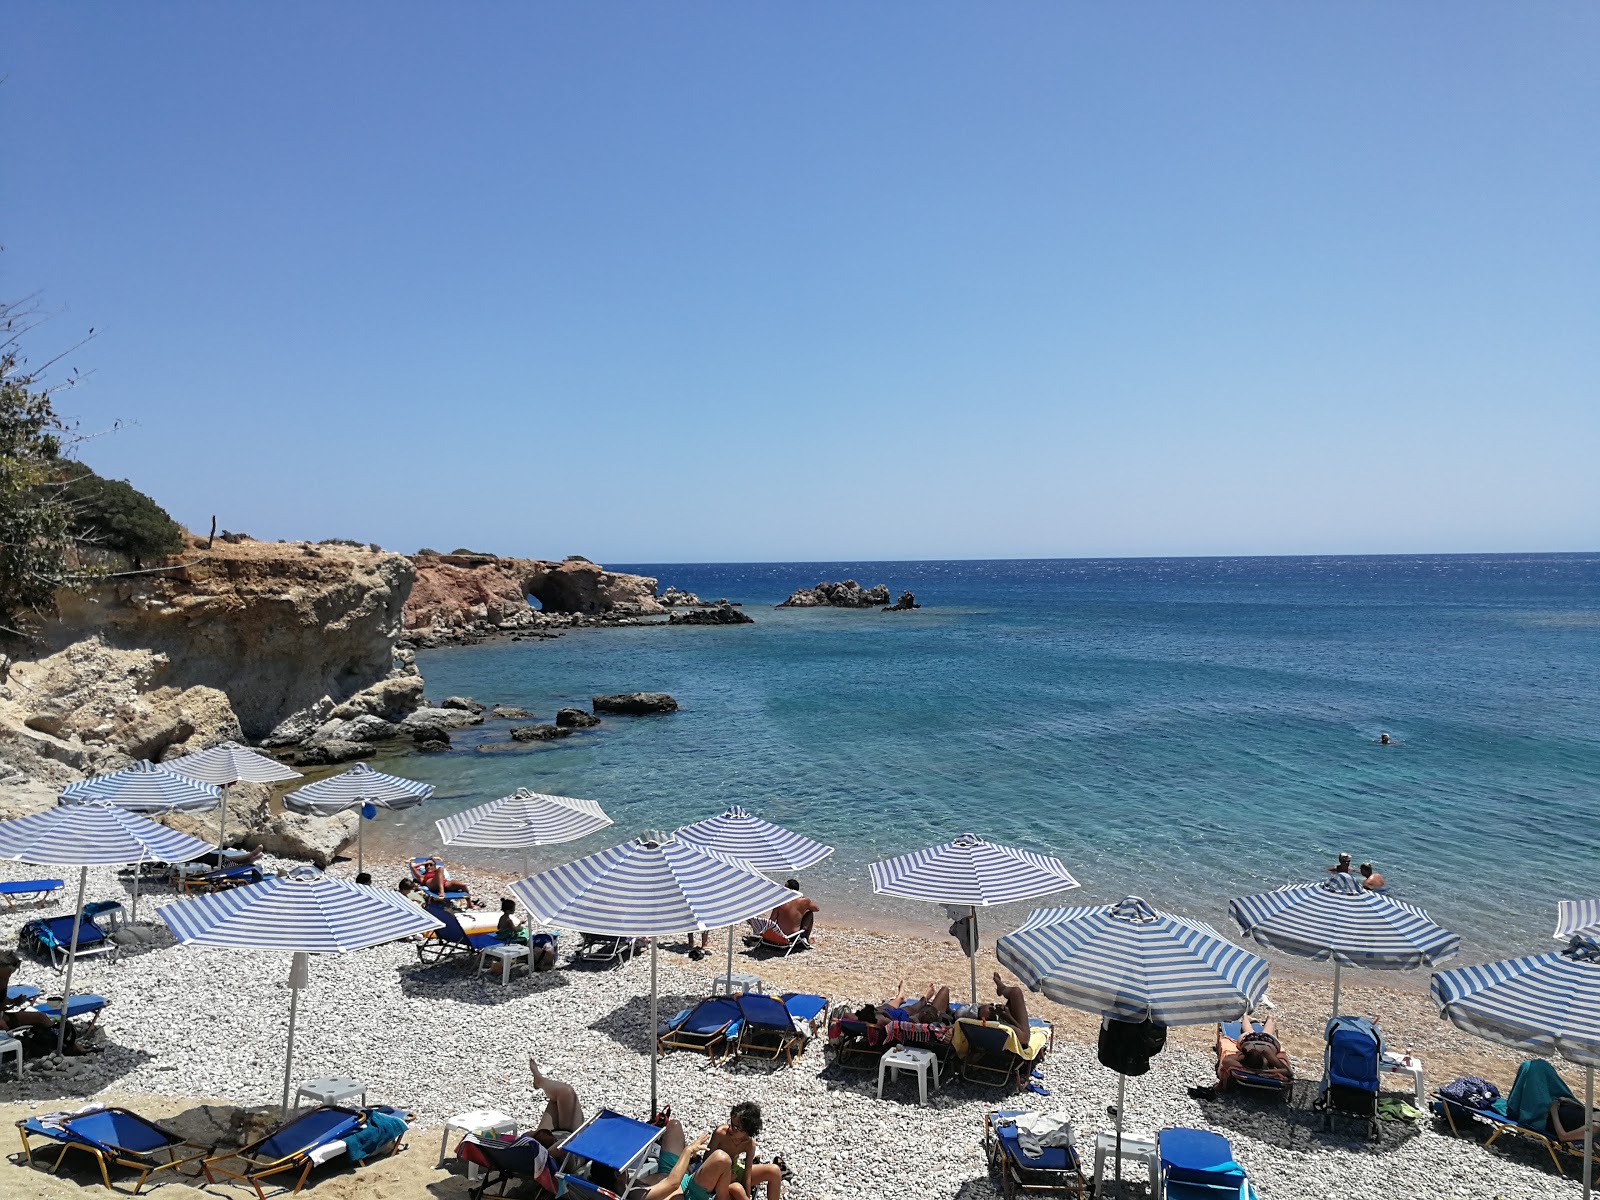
[1230,872,1459,1022]
[998,896,1269,1026]
[674,804,835,981]
[59,761,222,813]
[870,832,1079,1005]
[156,876,442,1113]
[284,763,434,872]
[1433,936,1600,1200]
[511,832,800,1115]
[675,805,834,872]
[436,788,613,852]
[165,741,301,786]
[0,800,213,1055]
[1558,902,1600,941]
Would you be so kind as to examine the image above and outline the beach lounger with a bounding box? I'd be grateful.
[181,864,266,895]
[984,1109,1085,1199]
[457,1131,558,1200]
[1433,1060,1590,1177]
[1158,1128,1259,1199]
[32,993,111,1031]
[658,996,743,1061]
[409,857,472,907]
[0,878,65,910]
[827,1014,890,1071]
[19,913,121,972]
[781,991,830,1039]
[556,1109,664,1199]
[203,1104,407,1200]
[953,1016,1049,1091]
[6,982,42,1004]
[572,932,642,967]
[1314,1016,1382,1137]
[1215,1021,1291,1099]
[744,916,807,955]
[16,1106,212,1194]
[734,991,807,1066]
[415,903,501,965]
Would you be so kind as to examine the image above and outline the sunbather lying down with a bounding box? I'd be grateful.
[858,980,957,1027]
[1216,1013,1292,1084]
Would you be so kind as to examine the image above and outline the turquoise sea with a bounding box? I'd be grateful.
[370,554,1600,961]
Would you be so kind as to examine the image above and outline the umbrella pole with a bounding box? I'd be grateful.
[649,940,660,1119]
[969,905,979,1009]
[1585,1064,1593,1200]
[1114,1069,1125,1186]
[1330,959,1342,1025]
[131,861,142,923]
[56,866,88,1058]
[357,819,365,875]
[281,952,309,1115]
[218,788,229,860]
[523,850,530,880]
[726,924,735,984]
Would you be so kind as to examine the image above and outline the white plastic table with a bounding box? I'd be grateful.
[478,943,530,985]
[438,1109,518,1177]
[877,1045,940,1105]
[0,1036,22,1080]
[711,971,764,996]
[1379,1051,1426,1106]
[1092,1128,1158,1195]
[294,1076,367,1109]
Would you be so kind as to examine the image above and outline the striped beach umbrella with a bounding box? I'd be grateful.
[511,832,799,1114]
[1229,873,1459,1023]
[998,896,1269,1183]
[167,742,301,859]
[436,788,613,876]
[675,805,834,980]
[60,760,222,812]
[158,876,442,1113]
[284,763,434,873]
[0,801,213,1054]
[1432,937,1600,1200]
[1557,902,1600,941]
[870,833,1079,1005]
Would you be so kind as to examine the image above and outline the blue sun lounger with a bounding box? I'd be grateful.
[33,993,111,1029]
[985,1108,1086,1198]
[415,903,500,964]
[657,996,742,1061]
[19,914,120,971]
[203,1104,406,1200]
[0,879,65,910]
[734,992,806,1065]
[558,1109,665,1200]
[180,864,266,895]
[17,1106,212,1194]
[1158,1128,1259,1200]
[781,991,830,1038]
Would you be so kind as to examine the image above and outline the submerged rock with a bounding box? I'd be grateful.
[489,705,533,719]
[510,724,572,742]
[592,692,678,715]
[668,604,754,626]
[555,708,601,728]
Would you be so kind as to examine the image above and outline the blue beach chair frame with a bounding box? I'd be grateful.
[1432,1063,1590,1177]
[557,1109,664,1199]
[19,913,120,972]
[0,878,65,910]
[781,991,829,1039]
[1315,1016,1382,1137]
[984,1109,1085,1199]
[415,903,500,964]
[202,1104,405,1200]
[657,996,742,1062]
[16,1106,212,1195]
[734,992,806,1066]
[1158,1128,1257,1200]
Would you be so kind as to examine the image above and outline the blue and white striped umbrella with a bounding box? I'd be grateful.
[157,876,442,1113]
[166,741,302,786]
[675,805,834,873]
[869,833,1078,906]
[1433,937,1600,1199]
[0,800,214,1054]
[871,833,1079,1005]
[998,896,1270,1026]
[1230,872,1459,1022]
[674,804,834,980]
[59,760,222,813]
[284,763,434,872]
[511,833,800,1115]
[436,789,613,856]
[1558,902,1600,941]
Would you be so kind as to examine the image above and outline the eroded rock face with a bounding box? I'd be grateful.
[45,536,416,740]
[778,580,892,608]
[256,810,358,867]
[592,692,678,715]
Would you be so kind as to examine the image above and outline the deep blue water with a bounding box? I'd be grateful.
[372,554,1600,959]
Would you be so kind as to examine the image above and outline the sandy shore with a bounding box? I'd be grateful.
[0,855,1579,1200]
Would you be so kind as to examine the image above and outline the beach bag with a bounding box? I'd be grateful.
[1437,1075,1500,1110]
[1098,1017,1167,1077]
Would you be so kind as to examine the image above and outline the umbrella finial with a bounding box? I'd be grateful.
[952,833,983,849]
[1321,873,1367,896]
[1111,896,1160,923]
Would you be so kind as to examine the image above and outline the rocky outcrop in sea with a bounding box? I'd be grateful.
[778,580,892,608]
[668,602,754,625]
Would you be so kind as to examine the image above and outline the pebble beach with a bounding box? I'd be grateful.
[0,854,1584,1200]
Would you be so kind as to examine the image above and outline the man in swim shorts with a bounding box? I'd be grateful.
[1218,1013,1292,1080]
[977,971,1031,1031]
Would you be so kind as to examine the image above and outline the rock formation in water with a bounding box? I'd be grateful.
[883,591,920,611]
[668,602,755,626]
[778,580,892,609]
[592,692,679,715]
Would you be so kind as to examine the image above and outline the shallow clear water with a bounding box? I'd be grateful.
[370,553,1600,960]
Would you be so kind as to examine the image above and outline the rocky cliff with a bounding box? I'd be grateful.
[42,535,416,740]
[403,552,664,644]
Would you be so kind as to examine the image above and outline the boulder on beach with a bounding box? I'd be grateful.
[668,603,754,626]
[256,810,358,867]
[290,739,375,766]
[777,580,892,609]
[592,692,679,715]
[555,708,601,728]
[510,723,572,742]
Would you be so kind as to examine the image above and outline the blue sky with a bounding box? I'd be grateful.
[5,4,1596,562]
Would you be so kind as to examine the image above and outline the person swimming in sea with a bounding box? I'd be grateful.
[1378,732,1401,745]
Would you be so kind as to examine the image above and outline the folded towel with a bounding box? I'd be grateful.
[1007,1110,1075,1158]
[346,1110,408,1164]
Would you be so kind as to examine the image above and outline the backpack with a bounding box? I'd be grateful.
[1437,1075,1500,1110]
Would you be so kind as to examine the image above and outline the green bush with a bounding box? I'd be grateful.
[59,464,184,561]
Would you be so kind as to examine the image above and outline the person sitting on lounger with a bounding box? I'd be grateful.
[192,843,267,870]
[769,880,818,947]
[0,949,82,1055]
[880,980,955,1024]
[398,878,425,903]
[416,858,472,904]
[1551,1094,1600,1142]
[499,898,556,969]
[977,971,1031,1032]
[527,1058,584,1136]
[1218,1012,1292,1081]
[641,1103,783,1200]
